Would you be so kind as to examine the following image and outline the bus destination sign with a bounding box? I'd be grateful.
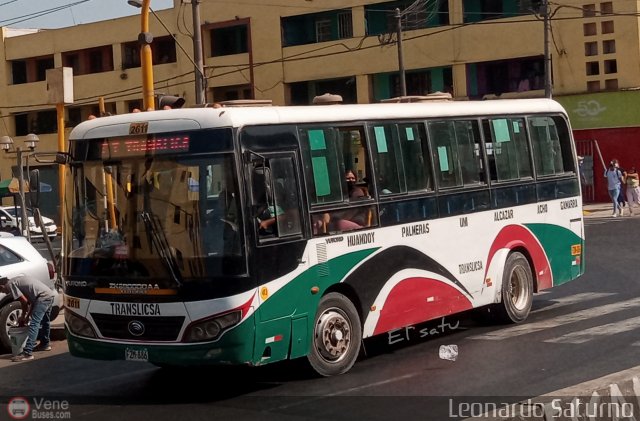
[101,135,190,158]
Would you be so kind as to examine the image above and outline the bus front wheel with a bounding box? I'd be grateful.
[308,292,362,377]
[493,252,533,324]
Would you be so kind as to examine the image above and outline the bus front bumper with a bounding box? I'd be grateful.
[66,327,256,367]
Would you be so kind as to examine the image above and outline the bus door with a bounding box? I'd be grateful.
[244,151,311,362]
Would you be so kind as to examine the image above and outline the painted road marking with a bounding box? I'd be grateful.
[531,292,613,314]
[469,295,640,341]
[545,315,640,344]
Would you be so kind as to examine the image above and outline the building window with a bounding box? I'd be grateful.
[463,0,542,22]
[338,11,353,39]
[367,1,448,34]
[68,108,82,127]
[122,36,176,68]
[583,23,597,36]
[603,39,616,54]
[315,19,332,42]
[283,10,356,46]
[584,42,598,56]
[212,84,253,102]
[288,77,357,105]
[466,57,544,99]
[583,4,596,17]
[604,59,617,74]
[126,100,142,113]
[600,2,613,14]
[122,42,141,69]
[89,50,104,74]
[10,55,55,84]
[585,61,599,76]
[14,114,27,136]
[14,109,57,136]
[587,80,600,92]
[11,61,27,84]
[601,21,614,34]
[155,37,177,64]
[210,24,248,57]
[62,45,114,75]
[604,79,618,90]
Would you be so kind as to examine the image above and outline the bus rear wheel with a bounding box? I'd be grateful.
[308,292,362,377]
[493,252,533,324]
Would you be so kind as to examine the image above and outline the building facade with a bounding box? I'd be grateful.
[1,0,639,213]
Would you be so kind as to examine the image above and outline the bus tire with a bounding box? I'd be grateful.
[493,252,533,324]
[308,292,362,377]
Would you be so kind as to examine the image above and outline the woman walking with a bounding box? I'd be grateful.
[625,166,640,215]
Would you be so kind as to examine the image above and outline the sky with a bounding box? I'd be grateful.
[0,0,174,30]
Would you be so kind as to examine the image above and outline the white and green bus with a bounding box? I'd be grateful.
[62,98,584,376]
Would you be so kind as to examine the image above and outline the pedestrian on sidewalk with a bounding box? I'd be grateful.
[625,166,640,215]
[605,159,624,217]
[0,275,55,362]
[618,163,628,214]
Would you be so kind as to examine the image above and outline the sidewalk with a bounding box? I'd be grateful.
[583,202,638,218]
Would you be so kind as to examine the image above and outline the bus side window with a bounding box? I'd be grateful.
[270,157,302,237]
[340,128,370,200]
[529,116,575,176]
[429,120,462,189]
[252,156,302,240]
[370,124,405,196]
[483,118,532,183]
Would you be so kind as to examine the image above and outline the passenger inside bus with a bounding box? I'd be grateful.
[345,169,367,200]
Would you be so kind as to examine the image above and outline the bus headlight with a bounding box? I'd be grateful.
[184,310,241,343]
[65,311,97,338]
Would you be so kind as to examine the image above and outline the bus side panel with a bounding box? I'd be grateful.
[342,246,474,337]
[255,249,378,361]
[524,223,584,288]
[252,314,292,365]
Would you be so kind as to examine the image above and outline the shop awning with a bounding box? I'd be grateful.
[0,178,29,196]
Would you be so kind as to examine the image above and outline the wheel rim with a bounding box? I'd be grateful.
[508,265,530,310]
[314,307,352,364]
[5,308,20,333]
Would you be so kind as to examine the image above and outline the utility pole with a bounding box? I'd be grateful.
[192,0,206,104]
[395,8,407,97]
[542,0,552,98]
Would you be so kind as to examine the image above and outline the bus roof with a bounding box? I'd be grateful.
[68,98,568,140]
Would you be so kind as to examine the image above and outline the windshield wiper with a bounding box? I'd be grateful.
[140,211,183,287]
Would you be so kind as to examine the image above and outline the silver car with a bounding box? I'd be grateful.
[0,233,61,352]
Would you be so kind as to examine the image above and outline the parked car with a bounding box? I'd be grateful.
[0,206,57,240]
[0,232,61,352]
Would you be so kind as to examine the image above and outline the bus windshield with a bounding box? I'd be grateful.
[68,152,245,287]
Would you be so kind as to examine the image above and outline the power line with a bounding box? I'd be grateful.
[0,0,20,8]
[0,0,90,27]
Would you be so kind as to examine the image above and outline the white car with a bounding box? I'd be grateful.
[0,206,57,239]
[0,233,61,352]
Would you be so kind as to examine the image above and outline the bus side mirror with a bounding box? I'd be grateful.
[29,169,40,208]
[55,153,70,164]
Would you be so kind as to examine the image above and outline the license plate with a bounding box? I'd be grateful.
[125,348,149,361]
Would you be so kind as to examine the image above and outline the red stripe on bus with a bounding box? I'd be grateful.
[485,225,552,290]
[373,277,472,335]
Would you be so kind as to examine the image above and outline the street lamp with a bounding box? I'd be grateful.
[0,134,39,241]
[128,0,155,110]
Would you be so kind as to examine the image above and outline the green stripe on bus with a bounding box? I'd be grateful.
[524,223,584,286]
[258,248,379,321]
